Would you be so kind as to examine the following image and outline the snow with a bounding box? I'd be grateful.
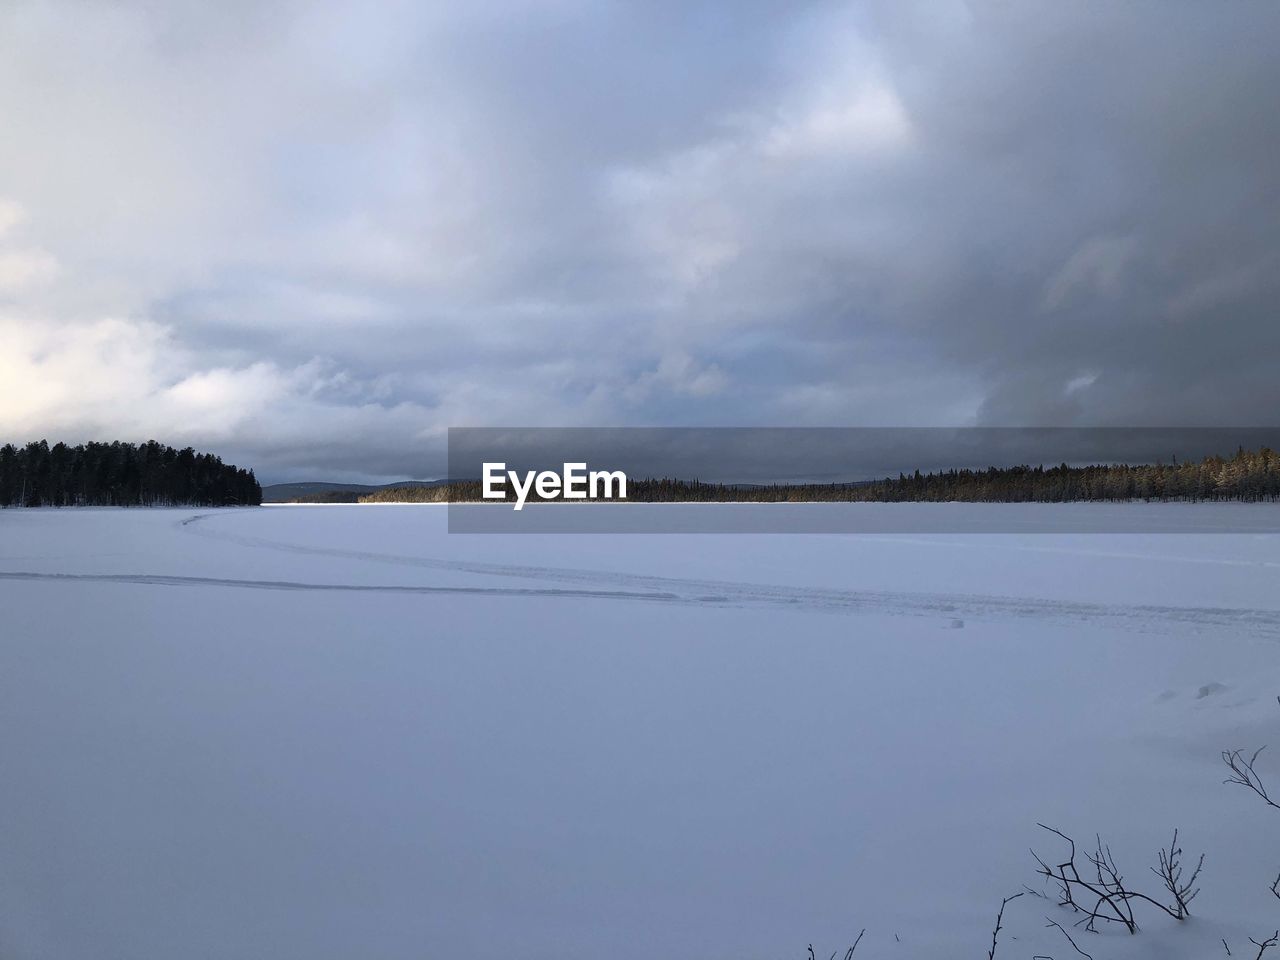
[1,504,1279,959]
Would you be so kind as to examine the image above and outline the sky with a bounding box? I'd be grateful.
[1,1,1278,482]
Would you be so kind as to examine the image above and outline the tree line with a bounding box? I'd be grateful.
[358,447,1280,504]
[0,440,261,507]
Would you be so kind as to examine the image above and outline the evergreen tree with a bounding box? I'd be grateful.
[0,440,262,508]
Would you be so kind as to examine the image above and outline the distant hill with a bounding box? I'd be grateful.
[262,479,446,503]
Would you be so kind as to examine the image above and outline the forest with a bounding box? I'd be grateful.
[0,440,261,507]
[357,446,1280,505]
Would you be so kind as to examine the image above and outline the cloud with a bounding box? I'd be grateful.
[1,1,1279,478]
[0,313,445,477]
[0,250,58,291]
[0,198,27,237]
[624,352,729,404]
[1041,236,1136,312]
[0,198,58,291]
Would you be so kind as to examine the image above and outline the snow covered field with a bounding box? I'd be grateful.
[2,504,1279,959]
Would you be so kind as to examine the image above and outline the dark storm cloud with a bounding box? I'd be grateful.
[1,1,1277,481]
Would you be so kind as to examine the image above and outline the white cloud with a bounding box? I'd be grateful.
[0,317,177,436]
[0,196,58,290]
[0,249,58,290]
[0,314,436,466]
[1041,235,1136,312]
[0,198,26,237]
[1063,370,1099,396]
[762,80,912,158]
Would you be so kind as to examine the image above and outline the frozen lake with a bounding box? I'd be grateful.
[2,504,1280,959]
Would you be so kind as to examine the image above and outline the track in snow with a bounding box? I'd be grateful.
[35,511,1249,639]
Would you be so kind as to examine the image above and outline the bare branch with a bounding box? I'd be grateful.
[1045,917,1093,960]
[1032,824,1203,933]
[986,892,1023,960]
[1032,824,1137,932]
[1223,747,1280,811]
[846,929,865,957]
[1250,931,1279,960]
[1150,829,1204,919]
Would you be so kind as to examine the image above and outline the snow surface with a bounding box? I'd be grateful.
[2,504,1279,959]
